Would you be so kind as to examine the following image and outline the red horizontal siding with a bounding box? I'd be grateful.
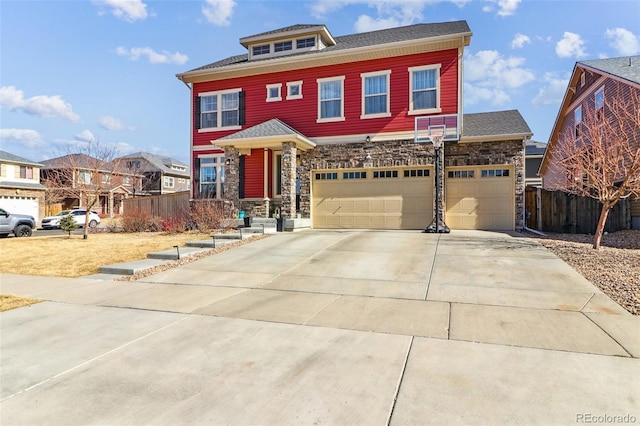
[192,49,459,146]
[243,148,264,198]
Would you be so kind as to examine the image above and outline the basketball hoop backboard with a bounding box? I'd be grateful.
[414,114,460,144]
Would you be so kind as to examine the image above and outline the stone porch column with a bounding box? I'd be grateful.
[224,147,240,207]
[281,142,297,218]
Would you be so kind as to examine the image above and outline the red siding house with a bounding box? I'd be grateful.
[539,56,640,229]
[177,21,532,231]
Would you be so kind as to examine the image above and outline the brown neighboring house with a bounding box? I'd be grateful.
[0,150,46,221]
[119,152,190,196]
[40,153,143,216]
[539,55,640,230]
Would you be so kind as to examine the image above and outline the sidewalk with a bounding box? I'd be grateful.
[1,230,638,425]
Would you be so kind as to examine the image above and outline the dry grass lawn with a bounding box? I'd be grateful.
[0,231,213,277]
[0,294,42,312]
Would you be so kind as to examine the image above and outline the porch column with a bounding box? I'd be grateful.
[281,142,297,218]
[224,147,240,206]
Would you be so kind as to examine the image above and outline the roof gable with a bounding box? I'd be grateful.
[579,55,640,85]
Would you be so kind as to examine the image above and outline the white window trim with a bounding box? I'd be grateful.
[164,176,175,188]
[361,70,392,119]
[286,81,303,100]
[197,88,242,133]
[408,64,442,116]
[266,83,282,102]
[198,153,225,199]
[317,76,346,123]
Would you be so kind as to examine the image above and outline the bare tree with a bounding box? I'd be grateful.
[546,83,640,249]
[42,141,125,239]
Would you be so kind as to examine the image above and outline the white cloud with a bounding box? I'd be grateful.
[116,46,188,65]
[92,0,148,22]
[463,50,535,106]
[0,86,80,122]
[74,130,96,143]
[202,0,236,26]
[98,115,134,131]
[532,72,569,106]
[310,1,470,30]
[605,27,640,56]
[0,128,45,149]
[511,33,531,49]
[556,32,587,58]
[483,0,521,16]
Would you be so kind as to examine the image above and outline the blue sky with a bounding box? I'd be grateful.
[1,0,639,164]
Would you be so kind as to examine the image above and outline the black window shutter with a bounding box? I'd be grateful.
[195,95,201,129]
[238,91,246,126]
[194,158,201,198]
[238,155,245,199]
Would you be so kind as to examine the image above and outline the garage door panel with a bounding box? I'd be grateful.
[312,167,433,230]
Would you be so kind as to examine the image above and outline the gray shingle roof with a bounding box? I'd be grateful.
[462,110,532,138]
[186,21,471,73]
[0,150,42,166]
[525,140,547,156]
[40,153,102,169]
[0,180,46,191]
[580,56,640,85]
[118,152,189,177]
[219,119,303,140]
[242,24,326,41]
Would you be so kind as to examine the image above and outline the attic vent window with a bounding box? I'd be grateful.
[297,37,315,49]
[275,41,292,52]
[253,44,270,56]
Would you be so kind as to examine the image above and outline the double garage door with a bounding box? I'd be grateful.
[312,165,515,231]
[312,167,433,230]
[0,196,39,222]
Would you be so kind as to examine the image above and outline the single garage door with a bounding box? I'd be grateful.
[445,166,515,230]
[312,167,433,229]
[0,196,39,221]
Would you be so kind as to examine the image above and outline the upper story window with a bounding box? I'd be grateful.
[287,81,303,100]
[274,41,292,52]
[574,105,582,138]
[253,44,270,56]
[361,70,391,119]
[164,176,174,188]
[297,37,315,49]
[266,83,282,102]
[78,170,91,184]
[317,76,345,123]
[19,166,34,179]
[409,64,441,115]
[102,174,111,183]
[595,87,604,111]
[197,89,244,131]
[171,165,186,171]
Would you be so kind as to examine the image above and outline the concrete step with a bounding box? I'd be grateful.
[146,246,211,260]
[98,259,168,276]
[185,239,241,248]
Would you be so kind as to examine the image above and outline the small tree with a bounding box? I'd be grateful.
[59,214,78,236]
[42,141,125,240]
[546,83,640,249]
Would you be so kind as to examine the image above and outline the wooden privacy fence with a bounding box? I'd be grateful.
[123,192,190,218]
[525,186,631,233]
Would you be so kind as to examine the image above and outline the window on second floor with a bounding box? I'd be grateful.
[317,76,345,123]
[296,37,315,49]
[78,170,91,184]
[574,105,582,138]
[409,65,441,114]
[164,176,174,188]
[197,89,245,131]
[19,166,34,179]
[253,44,270,56]
[266,83,282,102]
[361,71,391,118]
[102,174,111,183]
[274,41,292,52]
[287,81,303,100]
[595,86,605,120]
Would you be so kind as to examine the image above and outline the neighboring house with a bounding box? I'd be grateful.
[176,21,532,231]
[40,153,142,216]
[539,55,640,230]
[525,140,546,187]
[0,150,46,222]
[119,152,190,196]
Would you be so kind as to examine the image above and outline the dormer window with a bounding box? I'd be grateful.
[253,44,270,56]
[274,41,292,52]
[296,37,315,49]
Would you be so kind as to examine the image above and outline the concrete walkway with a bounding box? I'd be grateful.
[1,230,638,425]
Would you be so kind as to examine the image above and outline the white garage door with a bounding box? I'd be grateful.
[0,196,39,221]
[445,166,515,230]
[312,167,433,230]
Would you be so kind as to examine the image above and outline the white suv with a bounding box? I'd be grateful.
[41,209,101,229]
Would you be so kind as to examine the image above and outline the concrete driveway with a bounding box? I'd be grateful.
[1,230,638,425]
